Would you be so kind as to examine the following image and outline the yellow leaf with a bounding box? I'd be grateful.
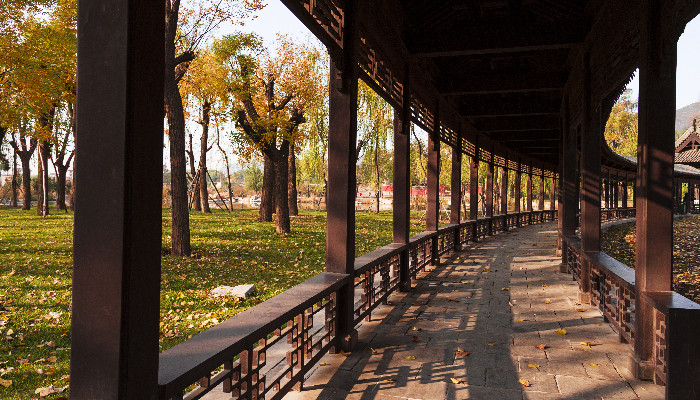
[455,351,470,358]
[450,377,465,384]
[370,348,377,354]
[487,343,496,346]
[319,362,327,366]
[554,329,567,336]
[575,308,585,312]
[589,363,600,367]
[501,287,510,291]
[404,355,416,360]
[508,301,514,307]
[0,379,11,388]
[580,340,595,347]
[339,350,348,357]
[544,300,552,304]
[518,318,528,322]
[528,363,540,369]
[535,344,547,350]
[519,379,532,387]
[412,327,422,331]
[47,356,57,363]
[384,378,395,382]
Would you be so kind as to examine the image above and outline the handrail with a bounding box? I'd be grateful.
[157,210,558,399]
[560,208,700,389]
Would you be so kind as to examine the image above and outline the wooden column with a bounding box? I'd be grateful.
[70,0,164,397]
[450,130,462,249]
[622,177,628,208]
[486,150,494,234]
[561,96,578,265]
[550,175,557,211]
[538,172,545,211]
[580,52,600,303]
[515,161,522,226]
[526,166,533,212]
[500,166,508,216]
[614,176,620,208]
[393,67,410,291]
[326,0,359,350]
[604,174,609,209]
[451,139,462,225]
[633,0,676,383]
[426,117,440,232]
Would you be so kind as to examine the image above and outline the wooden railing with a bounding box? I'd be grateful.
[157,210,557,399]
[561,209,700,391]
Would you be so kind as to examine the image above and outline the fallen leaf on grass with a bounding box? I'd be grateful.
[535,344,548,350]
[0,378,11,387]
[47,356,57,363]
[554,329,567,336]
[519,379,532,387]
[46,341,56,348]
[35,386,56,396]
[450,377,465,384]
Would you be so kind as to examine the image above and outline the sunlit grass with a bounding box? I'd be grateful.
[0,207,424,398]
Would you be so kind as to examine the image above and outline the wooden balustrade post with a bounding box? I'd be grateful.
[469,142,479,240]
[551,175,557,211]
[326,0,359,351]
[622,177,628,209]
[633,0,675,382]
[393,65,411,291]
[427,105,440,264]
[70,0,164,396]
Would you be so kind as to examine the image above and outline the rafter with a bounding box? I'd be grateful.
[439,72,567,95]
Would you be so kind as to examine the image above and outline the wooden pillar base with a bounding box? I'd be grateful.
[578,291,592,305]
[335,330,358,353]
[559,262,567,273]
[629,354,654,381]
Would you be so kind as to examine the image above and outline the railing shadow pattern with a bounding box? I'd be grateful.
[157,210,557,399]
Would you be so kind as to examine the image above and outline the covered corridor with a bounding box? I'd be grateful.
[279,222,664,400]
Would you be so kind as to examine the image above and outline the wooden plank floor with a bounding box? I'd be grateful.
[282,223,664,400]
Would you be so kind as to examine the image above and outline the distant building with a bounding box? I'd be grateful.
[675,118,700,168]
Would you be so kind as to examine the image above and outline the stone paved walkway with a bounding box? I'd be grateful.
[285,222,665,400]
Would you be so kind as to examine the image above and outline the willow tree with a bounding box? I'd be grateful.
[218,34,323,233]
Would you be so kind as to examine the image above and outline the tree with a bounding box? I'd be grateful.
[220,34,322,233]
[50,102,74,210]
[8,129,36,210]
[605,89,638,157]
[164,0,263,256]
[357,82,393,213]
[244,162,263,193]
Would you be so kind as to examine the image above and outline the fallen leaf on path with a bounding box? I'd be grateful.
[554,329,567,336]
[501,287,510,291]
[319,362,327,366]
[404,355,416,360]
[535,344,548,350]
[487,343,496,346]
[575,308,585,312]
[450,377,465,384]
[519,379,532,387]
[370,348,377,354]
[384,378,395,382]
[527,363,540,370]
[339,350,348,357]
[411,336,421,342]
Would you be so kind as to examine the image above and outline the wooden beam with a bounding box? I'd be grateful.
[439,72,567,95]
[475,115,560,132]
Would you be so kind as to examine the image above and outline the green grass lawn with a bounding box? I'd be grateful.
[0,207,424,399]
[601,216,700,303]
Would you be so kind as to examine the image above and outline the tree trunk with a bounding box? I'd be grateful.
[288,141,298,216]
[259,154,275,222]
[374,136,380,214]
[165,76,191,256]
[37,147,44,216]
[199,100,211,213]
[188,133,201,211]
[11,152,18,207]
[273,141,291,233]
[19,154,32,210]
[69,156,75,211]
[39,140,50,217]
[56,164,69,210]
